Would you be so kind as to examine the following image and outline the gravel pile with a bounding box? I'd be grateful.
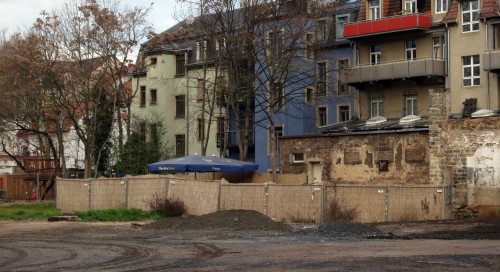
[143,210,293,232]
[296,221,392,239]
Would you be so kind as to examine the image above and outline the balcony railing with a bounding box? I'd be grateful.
[344,58,445,84]
[482,50,500,72]
[344,13,431,39]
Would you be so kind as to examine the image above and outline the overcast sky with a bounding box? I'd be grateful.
[0,0,183,36]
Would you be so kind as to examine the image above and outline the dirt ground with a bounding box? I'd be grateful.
[0,210,499,271]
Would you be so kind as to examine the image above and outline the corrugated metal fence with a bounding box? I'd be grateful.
[57,176,452,223]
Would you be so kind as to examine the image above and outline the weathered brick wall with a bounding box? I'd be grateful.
[280,132,430,185]
[429,88,500,209]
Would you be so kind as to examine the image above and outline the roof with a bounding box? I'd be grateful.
[480,0,500,18]
[319,117,429,135]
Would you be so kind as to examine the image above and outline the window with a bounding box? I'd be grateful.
[336,15,349,39]
[317,106,327,127]
[268,125,283,154]
[176,54,185,76]
[175,95,186,118]
[196,40,208,61]
[150,57,157,65]
[433,37,443,59]
[405,40,416,61]
[305,32,314,59]
[370,93,384,117]
[370,45,381,65]
[270,81,284,111]
[462,55,480,86]
[197,118,204,141]
[316,62,327,97]
[317,20,327,41]
[216,38,226,57]
[268,30,283,59]
[337,59,349,96]
[462,0,479,32]
[216,117,225,148]
[338,105,350,122]
[197,79,205,101]
[305,87,314,104]
[369,0,381,20]
[140,86,146,107]
[216,76,227,93]
[404,0,417,13]
[405,91,418,115]
[150,89,157,105]
[175,135,186,157]
[436,0,448,13]
[292,153,305,163]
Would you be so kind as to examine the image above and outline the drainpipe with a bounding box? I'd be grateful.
[185,54,190,156]
[485,19,491,109]
[445,22,450,82]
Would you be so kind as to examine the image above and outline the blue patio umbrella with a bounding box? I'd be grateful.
[148,155,258,173]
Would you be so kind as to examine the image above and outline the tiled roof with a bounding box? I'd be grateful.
[442,0,459,24]
[480,0,500,18]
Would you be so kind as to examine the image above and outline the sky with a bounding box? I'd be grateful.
[0,0,183,36]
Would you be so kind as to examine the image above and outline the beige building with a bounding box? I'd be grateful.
[132,47,224,158]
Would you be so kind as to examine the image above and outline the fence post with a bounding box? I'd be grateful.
[124,178,129,209]
[217,183,221,212]
[264,183,269,216]
[88,179,92,211]
[385,186,390,222]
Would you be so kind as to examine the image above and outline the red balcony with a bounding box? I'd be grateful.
[344,13,431,39]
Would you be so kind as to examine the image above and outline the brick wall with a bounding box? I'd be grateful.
[429,88,500,209]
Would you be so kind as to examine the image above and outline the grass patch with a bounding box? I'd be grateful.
[75,208,163,222]
[0,203,61,220]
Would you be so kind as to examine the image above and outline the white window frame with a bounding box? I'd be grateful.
[336,14,350,39]
[316,20,327,41]
[462,55,480,86]
[337,59,350,96]
[405,40,417,61]
[268,125,284,155]
[433,37,442,59]
[317,106,328,127]
[436,0,448,13]
[316,62,327,97]
[405,91,418,115]
[338,104,350,123]
[292,152,305,163]
[305,32,314,59]
[369,0,381,20]
[370,45,381,65]
[196,40,207,61]
[404,0,417,13]
[370,93,384,117]
[462,0,479,33]
[215,38,226,56]
[305,87,315,104]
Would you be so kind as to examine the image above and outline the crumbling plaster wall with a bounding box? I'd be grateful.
[280,132,429,185]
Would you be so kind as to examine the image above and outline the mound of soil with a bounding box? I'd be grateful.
[144,210,292,232]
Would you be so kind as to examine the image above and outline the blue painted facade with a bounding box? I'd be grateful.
[253,2,360,172]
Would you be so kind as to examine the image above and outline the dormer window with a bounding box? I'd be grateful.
[336,14,350,39]
[404,0,417,13]
[369,0,381,20]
